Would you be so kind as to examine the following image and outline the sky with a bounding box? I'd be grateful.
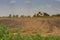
[0,0,60,16]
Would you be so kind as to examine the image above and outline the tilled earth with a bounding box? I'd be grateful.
[0,17,60,36]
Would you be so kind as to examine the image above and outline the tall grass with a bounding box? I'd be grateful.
[0,24,60,40]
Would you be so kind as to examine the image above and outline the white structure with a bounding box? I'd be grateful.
[36,12,44,16]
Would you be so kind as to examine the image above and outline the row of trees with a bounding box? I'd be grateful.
[8,14,19,18]
[8,14,31,18]
[0,11,60,18]
[52,14,60,17]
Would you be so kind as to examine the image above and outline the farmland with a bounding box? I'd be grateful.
[0,17,60,40]
[0,17,60,35]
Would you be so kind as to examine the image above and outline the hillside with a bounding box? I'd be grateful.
[0,17,60,36]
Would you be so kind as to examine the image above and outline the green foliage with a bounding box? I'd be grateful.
[0,24,60,40]
[13,15,16,18]
[12,14,19,18]
[27,15,31,18]
[20,15,25,18]
[8,14,11,18]
[0,24,13,40]
[44,12,50,16]
[52,14,60,17]
[33,12,50,17]
[37,12,42,17]
[33,14,37,17]
[16,15,19,18]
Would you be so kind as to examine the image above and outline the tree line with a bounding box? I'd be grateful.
[0,11,60,18]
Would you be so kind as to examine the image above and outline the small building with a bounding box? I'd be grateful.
[37,12,44,17]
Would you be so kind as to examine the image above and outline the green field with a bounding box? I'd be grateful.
[0,24,60,40]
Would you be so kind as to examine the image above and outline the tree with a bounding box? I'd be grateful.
[33,13,37,17]
[27,15,31,18]
[13,15,16,18]
[33,12,43,17]
[20,15,25,18]
[52,14,60,17]
[43,12,50,16]
[37,12,42,17]
[56,14,60,16]
[16,15,19,18]
[8,14,11,18]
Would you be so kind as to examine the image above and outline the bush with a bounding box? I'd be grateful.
[0,24,13,40]
[8,14,12,18]
[44,12,50,16]
[52,14,60,17]
[0,24,60,40]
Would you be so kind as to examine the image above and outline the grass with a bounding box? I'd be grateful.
[0,24,60,40]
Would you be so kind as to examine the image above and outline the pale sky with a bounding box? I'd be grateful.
[0,0,60,16]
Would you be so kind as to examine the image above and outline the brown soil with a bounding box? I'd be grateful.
[0,17,60,36]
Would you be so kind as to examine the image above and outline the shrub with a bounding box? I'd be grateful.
[0,24,60,40]
[0,24,13,40]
